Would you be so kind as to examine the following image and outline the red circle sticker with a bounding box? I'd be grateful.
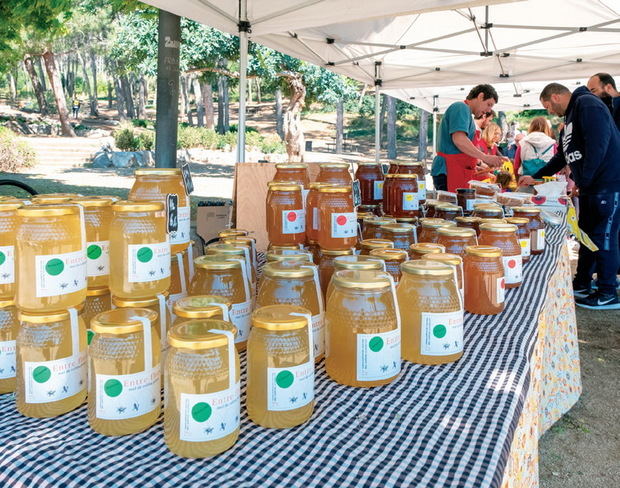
[500,278,505,289]
[336,215,347,225]
[287,212,297,222]
[508,259,516,269]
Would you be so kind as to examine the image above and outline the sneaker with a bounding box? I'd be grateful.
[573,280,591,298]
[591,279,620,291]
[575,292,620,310]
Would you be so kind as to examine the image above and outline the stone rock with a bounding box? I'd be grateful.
[91,151,112,168]
[111,151,141,168]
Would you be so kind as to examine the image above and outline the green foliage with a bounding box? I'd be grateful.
[131,118,149,128]
[259,135,285,154]
[177,126,219,149]
[176,125,283,153]
[0,127,36,171]
[113,126,152,151]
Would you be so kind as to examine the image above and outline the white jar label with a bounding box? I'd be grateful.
[35,250,87,298]
[519,238,531,258]
[420,311,464,356]
[312,313,325,357]
[502,255,522,285]
[95,365,161,420]
[0,340,16,379]
[535,229,546,250]
[170,206,191,245]
[24,351,87,403]
[302,189,310,208]
[356,329,401,381]
[281,209,305,234]
[402,192,419,211]
[179,384,241,442]
[267,362,314,411]
[331,212,357,238]
[0,245,15,285]
[373,180,384,200]
[312,207,319,231]
[127,241,171,283]
[86,240,110,277]
[418,180,427,200]
[497,277,506,304]
[230,301,251,343]
[465,199,475,211]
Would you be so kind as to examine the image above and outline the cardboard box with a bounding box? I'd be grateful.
[196,203,233,246]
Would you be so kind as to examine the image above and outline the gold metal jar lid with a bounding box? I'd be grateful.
[269,183,303,192]
[409,243,446,255]
[382,223,415,234]
[420,218,455,229]
[437,226,477,238]
[168,319,237,349]
[0,298,15,308]
[252,304,310,331]
[401,260,454,276]
[392,173,418,179]
[422,252,463,267]
[318,185,352,193]
[19,308,84,323]
[94,195,121,202]
[266,251,312,263]
[112,291,169,308]
[34,193,82,198]
[91,308,158,335]
[174,295,232,319]
[356,212,375,221]
[455,216,481,224]
[369,248,408,261]
[435,203,461,211]
[333,270,391,290]
[268,244,303,252]
[218,229,249,238]
[194,256,241,270]
[275,163,308,169]
[30,197,73,205]
[134,168,182,176]
[112,200,164,212]
[479,223,518,233]
[356,162,381,166]
[319,162,350,169]
[360,238,394,250]
[17,204,81,217]
[478,218,507,225]
[206,243,246,256]
[396,161,424,167]
[465,245,502,258]
[319,248,355,256]
[86,287,111,297]
[363,216,396,226]
[169,320,236,349]
[396,217,417,223]
[72,197,114,207]
[333,255,384,271]
[0,201,22,211]
[263,261,314,278]
[506,217,529,226]
[474,202,502,209]
[512,206,541,214]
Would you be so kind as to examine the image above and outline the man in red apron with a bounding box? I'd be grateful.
[431,85,505,192]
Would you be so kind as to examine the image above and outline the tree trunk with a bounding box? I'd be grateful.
[137,76,147,119]
[386,95,397,159]
[247,77,253,104]
[192,77,205,127]
[498,111,508,140]
[24,55,48,115]
[6,74,16,105]
[379,94,387,147]
[42,50,76,137]
[216,62,229,134]
[36,56,47,92]
[201,80,214,130]
[107,82,113,109]
[180,74,193,126]
[417,108,429,161]
[335,99,344,154]
[114,77,127,120]
[275,87,284,140]
[90,50,98,115]
[256,78,262,103]
[120,74,135,119]
[282,73,306,162]
[78,52,98,117]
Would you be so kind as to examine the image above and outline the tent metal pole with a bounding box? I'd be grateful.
[237,1,249,163]
[432,111,438,156]
[374,62,382,163]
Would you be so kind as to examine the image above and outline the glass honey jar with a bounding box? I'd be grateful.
[30,194,79,205]
[16,204,87,313]
[109,201,170,300]
[359,238,394,255]
[316,163,352,186]
[89,308,161,436]
[317,186,357,250]
[128,168,190,253]
[506,217,531,263]
[455,216,482,235]
[417,218,455,243]
[456,188,476,215]
[112,293,171,350]
[326,255,386,301]
[325,270,400,387]
[435,203,463,221]
[362,217,397,240]
[397,162,427,203]
[273,163,310,188]
[16,309,87,418]
[422,253,464,299]
[436,226,478,258]
[257,262,324,361]
[478,223,522,288]
[82,287,112,342]
[0,299,18,394]
[189,258,251,351]
[511,207,546,255]
[266,183,306,247]
[247,305,314,428]
[72,197,113,290]
[0,201,21,299]
[381,174,395,215]
[221,236,257,275]
[266,250,313,264]
[385,174,419,218]
[318,248,354,299]
[205,243,255,295]
[409,243,446,260]
[397,260,463,365]
[464,246,505,315]
[423,199,441,218]
[172,295,232,326]
[355,162,384,206]
[169,249,189,307]
[382,223,416,252]
[472,204,504,219]
[164,320,240,458]
[368,249,408,283]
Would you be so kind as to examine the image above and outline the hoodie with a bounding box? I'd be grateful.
[519,132,556,164]
[534,85,620,194]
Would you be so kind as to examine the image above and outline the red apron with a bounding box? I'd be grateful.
[439,151,478,192]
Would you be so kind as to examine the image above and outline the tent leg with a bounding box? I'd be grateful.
[432,112,438,157]
[374,88,381,162]
[237,29,248,163]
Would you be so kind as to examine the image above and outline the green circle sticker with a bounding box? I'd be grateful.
[104,379,123,397]
[191,402,212,422]
[45,258,64,276]
[433,324,447,339]
[0,251,5,266]
[137,247,153,263]
[369,337,384,352]
[33,366,51,383]
[87,329,95,345]
[276,370,294,389]
[87,244,102,260]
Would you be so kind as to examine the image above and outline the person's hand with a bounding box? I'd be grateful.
[569,186,579,198]
[482,154,505,168]
[518,175,536,186]
[474,162,491,175]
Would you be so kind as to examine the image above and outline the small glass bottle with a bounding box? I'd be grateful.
[512,207,546,255]
[478,223,523,288]
[164,319,240,457]
[247,305,315,428]
[109,201,170,300]
[0,299,18,394]
[464,246,505,315]
[368,249,408,283]
[89,308,161,436]
[382,224,416,252]
[409,243,446,260]
[266,183,306,246]
[0,201,21,299]
[316,163,352,186]
[506,217,531,263]
[318,248,354,299]
[417,218,455,243]
[325,270,400,387]
[359,238,394,255]
[112,293,172,350]
[172,295,232,326]
[16,309,87,418]
[436,227,478,258]
[397,260,463,365]
[317,186,357,250]
[456,188,476,215]
[355,162,384,206]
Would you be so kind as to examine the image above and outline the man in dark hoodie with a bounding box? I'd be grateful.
[519,83,620,310]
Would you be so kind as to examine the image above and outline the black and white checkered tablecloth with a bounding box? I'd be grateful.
[0,223,567,488]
